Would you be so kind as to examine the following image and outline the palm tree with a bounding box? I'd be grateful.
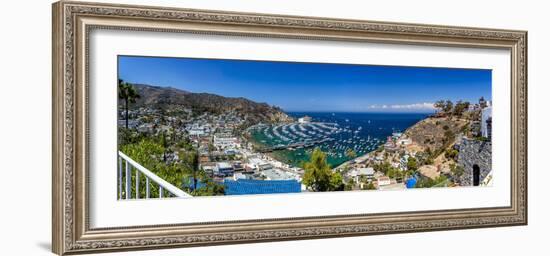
[191,150,200,191]
[345,148,357,159]
[160,131,168,162]
[179,149,202,192]
[118,79,140,129]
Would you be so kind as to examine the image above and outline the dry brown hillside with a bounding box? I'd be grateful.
[129,83,293,124]
[404,117,469,153]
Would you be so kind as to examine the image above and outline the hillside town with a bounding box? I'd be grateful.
[118,81,493,198]
[119,103,307,190]
[334,97,493,190]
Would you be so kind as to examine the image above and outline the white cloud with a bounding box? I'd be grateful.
[368,102,435,110]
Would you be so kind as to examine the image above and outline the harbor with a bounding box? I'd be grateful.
[246,112,426,168]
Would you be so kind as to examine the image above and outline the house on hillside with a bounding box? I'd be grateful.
[215,162,234,177]
[348,167,375,183]
[384,136,398,152]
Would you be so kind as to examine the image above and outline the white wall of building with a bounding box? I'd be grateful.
[481,107,493,138]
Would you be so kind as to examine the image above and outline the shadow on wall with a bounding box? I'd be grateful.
[36,242,50,252]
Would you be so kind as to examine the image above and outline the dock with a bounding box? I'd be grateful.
[258,138,335,153]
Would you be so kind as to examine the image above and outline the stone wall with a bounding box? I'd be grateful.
[457,138,492,186]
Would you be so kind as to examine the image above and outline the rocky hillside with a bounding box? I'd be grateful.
[404,116,469,152]
[129,84,293,124]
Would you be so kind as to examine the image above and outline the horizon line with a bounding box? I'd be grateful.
[284,110,436,114]
[125,82,486,114]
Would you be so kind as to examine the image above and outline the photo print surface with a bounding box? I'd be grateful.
[116,55,493,199]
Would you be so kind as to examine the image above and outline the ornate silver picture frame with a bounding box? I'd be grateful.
[52,1,527,255]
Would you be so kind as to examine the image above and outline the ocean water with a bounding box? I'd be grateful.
[248,112,429,168]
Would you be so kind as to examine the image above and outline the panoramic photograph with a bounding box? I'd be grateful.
[117,56,493,199]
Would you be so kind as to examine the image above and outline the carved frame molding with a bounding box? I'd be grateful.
[52,1,527,255]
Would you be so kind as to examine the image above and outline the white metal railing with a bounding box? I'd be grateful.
[118,151,192,199]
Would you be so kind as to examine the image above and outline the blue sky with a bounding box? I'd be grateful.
[118,56,491,113]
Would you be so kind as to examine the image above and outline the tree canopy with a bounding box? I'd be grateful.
[345,148,357,159]
[120,137,224,198]
[406,157,418,171]
[434,100,454,114]
[434,99,471,117]
[453,100,470,116]
[302,148,344,192]
[415,175,449,188]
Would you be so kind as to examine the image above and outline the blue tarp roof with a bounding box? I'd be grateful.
[224,179,301,195]
[406,177,417,188]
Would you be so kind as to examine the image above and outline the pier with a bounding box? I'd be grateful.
[257,137,335,153]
